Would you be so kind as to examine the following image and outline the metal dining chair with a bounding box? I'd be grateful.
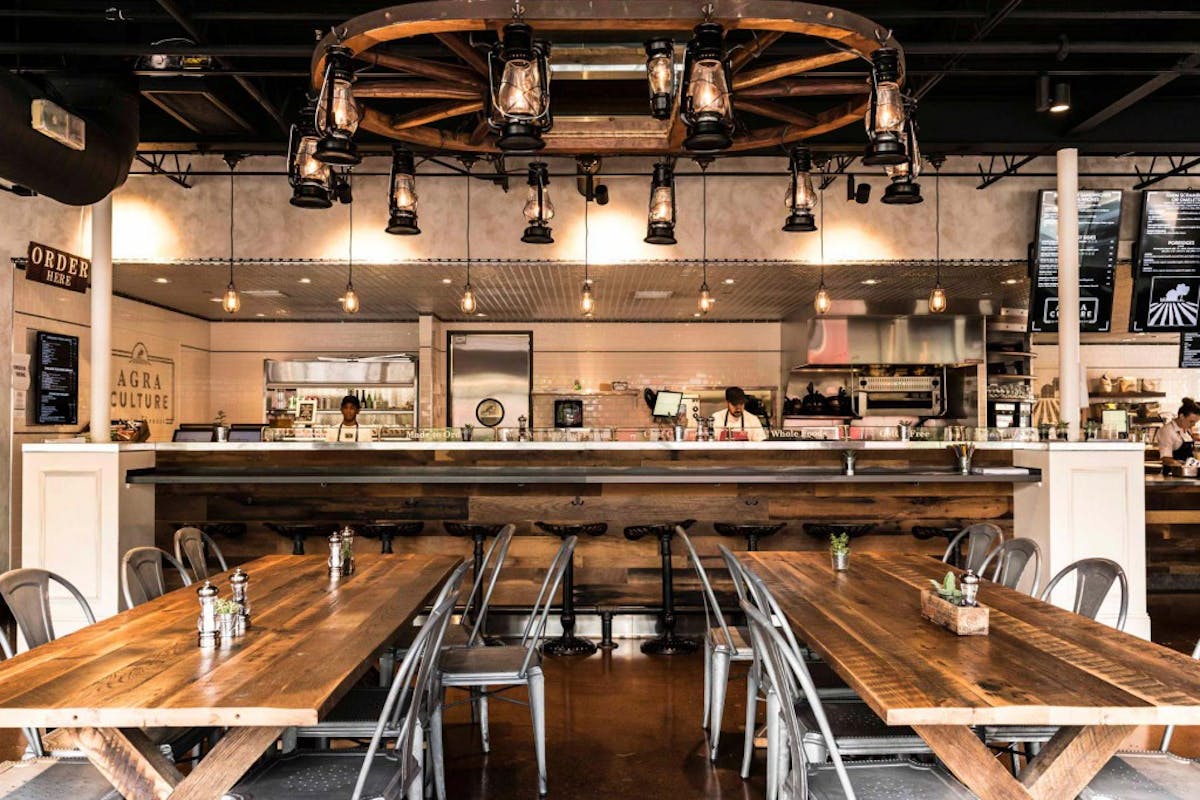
[228,593,459,800]
[173,526,228,581]
[979,537,1042,596]
[121,547,193,608]
[431,535,577,798]
[0,568,95,650]
[1040,557,1129,631]
[941,522,1003,573]
[678,529,755,763]
[444,524,515,650]
[743,600,976,800]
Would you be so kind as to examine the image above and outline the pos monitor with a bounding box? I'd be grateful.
[652,390,684,419]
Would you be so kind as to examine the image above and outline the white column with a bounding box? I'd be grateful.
[1056,149,1081,441]
[90,195,112,443]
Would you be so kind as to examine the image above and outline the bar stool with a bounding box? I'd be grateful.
[266,523,330,555]
[361,521,424,554]
[714,522,787,551]
[534,521,608,656]
[444,522,505,587]
[202,523,246,540]
[624,519,699,655]
[801,522,875,541]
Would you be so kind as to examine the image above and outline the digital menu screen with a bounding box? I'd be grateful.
[1180,332,1200,369]
[1131,191,1200,332]
[35,331,79,425]
[1028,189,1122,333]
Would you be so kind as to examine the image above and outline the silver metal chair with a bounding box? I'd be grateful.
[444,523,515,649]
[742,600,975,800]
[228,592,459,800]
[173,526,228,581]
[679,529,754,763]
[979,536,1042,595]
[432,535,577,798]
[941,522,1003,573]
[122,546,193,608]
[1040,557,1129,631]
[0,568,95,649]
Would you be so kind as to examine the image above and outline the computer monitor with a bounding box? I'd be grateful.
[172,428,215,442]
[228,426,263,443]
[652,390,684,419]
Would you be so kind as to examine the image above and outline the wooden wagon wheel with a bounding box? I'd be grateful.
[312,0,901,155]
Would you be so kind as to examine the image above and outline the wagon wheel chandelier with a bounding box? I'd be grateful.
[306,0,905,158]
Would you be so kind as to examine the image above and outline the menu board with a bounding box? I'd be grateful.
[35,331,79,425]
[1028,189,1122,333]
[1180,332,1200,368]
[1131,191,1200,332]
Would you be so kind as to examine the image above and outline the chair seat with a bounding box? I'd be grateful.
[797,699,931,759]
[439,646,540,685]
[708,625,755,658]
[1080,750,1200,799]
[803,758,976,799]
[294,687,403,740]
[0,757,120,799]
[224,750,407,800]
[982,724,1057,743]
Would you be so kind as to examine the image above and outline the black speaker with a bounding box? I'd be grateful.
[855,182,871,204]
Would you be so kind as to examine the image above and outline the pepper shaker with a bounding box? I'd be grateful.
[196,581,220,649]
[230,568,250,633]
[340,524,356,576]
[960,570,980,607]
[328,528,345,578]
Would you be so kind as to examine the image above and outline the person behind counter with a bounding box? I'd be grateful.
[711,386,767,442]
[1158,397,1200,474]
[327,394,377,442]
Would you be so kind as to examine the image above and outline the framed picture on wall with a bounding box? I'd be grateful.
[296,399,317,426]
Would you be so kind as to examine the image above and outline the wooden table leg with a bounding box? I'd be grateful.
[68,727,182,800]
[169,725,284,800]
[913,725,1033,800]
[1019,724,1136,800]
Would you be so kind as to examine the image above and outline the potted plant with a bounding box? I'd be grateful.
[213,410,229,442]
[929,571,963,604]
[830,532,850,571]
[214,597,242,641]
[921,571,989,636]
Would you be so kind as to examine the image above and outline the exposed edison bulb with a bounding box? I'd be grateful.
[317,75,360,134]
[814,284,832,315]
[786,170,817,212]
[929,283,948,313]
[523,183,555,222]
[460,283,477,314]
[688,59,731,118]
[342,284,361,314]
[649,185,674,223]
[868,82,905,134]
[498,59,542,117]
[391,173,417,212]
[698,282,714,315]
[222,282,240,314]
[580,282,596,316]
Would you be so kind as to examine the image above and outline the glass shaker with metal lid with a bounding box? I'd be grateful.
[328,528,345,578]
[230,568,250,633]
[960,570,980,607]
[340,525,356,575]
[197,580,220,649]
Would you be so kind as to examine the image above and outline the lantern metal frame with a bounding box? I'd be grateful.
[783,145,818,232]
[521,161,554,244]
[644,38,675,120]
[881,112,924,205]
[487,20,553,152]
[314,45,362,166]
[287,96,333,209]
[644,160,677,245]
[862,46,907,167]
[385,146,421,235]
[679,20,734,153]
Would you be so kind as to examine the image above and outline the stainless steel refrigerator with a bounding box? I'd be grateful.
[447,332,533,430]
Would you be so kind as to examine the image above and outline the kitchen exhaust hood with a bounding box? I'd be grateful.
[797,315,984,367]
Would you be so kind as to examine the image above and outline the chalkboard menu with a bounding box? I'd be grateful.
[1180,332,1200,368]
[35,331,79,425]
[1131,191,1200,332]
[1028,188,1122,333]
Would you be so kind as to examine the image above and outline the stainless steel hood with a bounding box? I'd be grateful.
[798,316,985,367]
[264,357,416,386]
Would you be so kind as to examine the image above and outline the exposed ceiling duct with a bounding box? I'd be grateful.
[0,71,138,205]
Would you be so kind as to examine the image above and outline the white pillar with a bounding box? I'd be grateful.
[1056,149,1081,441]
[90,195,112,443]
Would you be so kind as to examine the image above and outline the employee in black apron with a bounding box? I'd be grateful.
[711,386,767,442]
[326,394,376,443]
[1158,398,1200,475]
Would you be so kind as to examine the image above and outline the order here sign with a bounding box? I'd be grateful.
[26,241,90,293]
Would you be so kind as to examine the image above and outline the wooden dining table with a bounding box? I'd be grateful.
[0,553,459,800]
[746,551,1200,800]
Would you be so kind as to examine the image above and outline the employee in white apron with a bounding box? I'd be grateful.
[711,386,767,442]
[326,394,377,442]
[1158,397,1200,475]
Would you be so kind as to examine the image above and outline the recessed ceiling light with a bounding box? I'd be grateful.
[298,277,312,284]
[722,278,735,285]
[474,312,487,317]
[255,313,266,318]
[209,297,222,303]
[1003,278,1019,285]
[634,290,673,300]
[441,278,453,284]
[693,312,702,317]
[154,277,170,284]
[861,279,881,286]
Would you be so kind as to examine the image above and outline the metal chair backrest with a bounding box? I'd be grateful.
[518,535,577,675]
[1039,557,1129,631]
[430,560,473,611]
[173,526,228,581]
[122,546,193,608]
[463,524,516,646]
[979,537,1042,596]
[679,529,735,649]
[0,568,95,649]
[352,592,457,800]
[717,544,751,606]
[1162,636,1200,752]
[734,554,809,663]
[0,629,45,757]
[941,522,1002,573]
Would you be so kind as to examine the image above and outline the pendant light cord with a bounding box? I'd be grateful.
[228,164,235,283]
[701,162,708,285]
[347,177,354,286]
[818,188,825,284]
[465,163,472,284]
[584,191,589,283]
[935,167,941,285]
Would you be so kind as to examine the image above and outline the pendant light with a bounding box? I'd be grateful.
[342,184,360,314]
[222,161,240,314]
[814,192,831,315]
[783,145,818,232]
[882,109,924,205]
[460,164,477,314]
[580,194,595,317]
[487,4,552,152]
[862,47,907,166]
[928,167,947,313]
[644,38,675,120]
[680,6,734,153]
[385,146,420,235]
[644,160,677,245]
[287,95,333,209]
[697,163,714,315]
[521,161,554,244]
[314,45,362,166]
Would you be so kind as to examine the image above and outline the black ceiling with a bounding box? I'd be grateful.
[4,1,1200,157]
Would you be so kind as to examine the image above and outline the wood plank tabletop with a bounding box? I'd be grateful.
[745,552,1200,728]
[0,553,459,729]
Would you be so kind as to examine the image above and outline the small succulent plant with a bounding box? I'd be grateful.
[829,532,850,555]
[214,597,242,615]
[930,571,963,602]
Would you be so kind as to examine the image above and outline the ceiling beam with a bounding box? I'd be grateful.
[1068,52,1200,135]
[353,81,481,100]
[733,51,860,91]
[730,31,785,74]
[735,99,817,129]
[356,51,486,90]
[911,0,1024,102]
[735,78,868,98]
[434,33,490,77]
[390,100,485,131]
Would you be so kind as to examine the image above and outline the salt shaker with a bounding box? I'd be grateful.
[328,528,345,578]
[230,568,250,634]
[196,581,220,649]
[960,570,980,607]
[340,525,356,576]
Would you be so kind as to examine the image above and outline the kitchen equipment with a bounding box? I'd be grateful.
[554,399,584,428]
[801,382,825,414]
[855,373,946,417]
[449,332,532,429]
[987,400,1033,429]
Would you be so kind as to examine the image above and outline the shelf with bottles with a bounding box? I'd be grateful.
[265,386,416,417]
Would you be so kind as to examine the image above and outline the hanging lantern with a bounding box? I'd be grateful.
[680,21,734,152]
[928,283,947,313]
[814,280,832,315]
[580,282,596,317]
[783,146,818,232]
[882,114,924,205]
[487,20,552,151]
[644,161,677,245]
[288,97,332,209]
[862,47,907,166]
[385,146,420,235]
[644,39,675,120]
[521,162,554,244]
[314,45,362,166]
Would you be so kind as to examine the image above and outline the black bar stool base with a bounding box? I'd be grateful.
[641,635,699,656]
[598,610,618,650]
[542,636,599,657]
